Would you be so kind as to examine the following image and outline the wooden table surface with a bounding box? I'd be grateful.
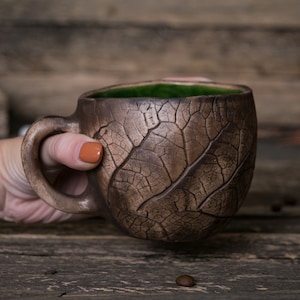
[1,133,299,300]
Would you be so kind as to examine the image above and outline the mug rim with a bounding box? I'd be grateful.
[78,79,252,100]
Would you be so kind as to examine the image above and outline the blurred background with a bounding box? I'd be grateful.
[0,0,299,204]
[0,0,299,136]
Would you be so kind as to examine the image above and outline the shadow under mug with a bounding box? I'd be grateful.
[22,79,257,242]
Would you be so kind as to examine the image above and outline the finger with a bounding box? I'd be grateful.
[1,196,94,223]
[41,133,103,171]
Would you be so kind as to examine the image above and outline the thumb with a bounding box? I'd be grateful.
[41,133,103,171]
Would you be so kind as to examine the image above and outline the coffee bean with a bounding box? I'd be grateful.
[271,202,282,212]
[175,275,196,287]
[283,195,297,206]
[44,269,57,275]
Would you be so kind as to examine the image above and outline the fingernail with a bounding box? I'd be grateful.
[79,142,103,163]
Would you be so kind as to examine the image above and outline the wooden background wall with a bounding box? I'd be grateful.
[0,0,299,136]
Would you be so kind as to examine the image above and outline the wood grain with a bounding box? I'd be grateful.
[0,231,299,299]
[1,0,299,27]
[0,0,299,134]
[0,25,298,75]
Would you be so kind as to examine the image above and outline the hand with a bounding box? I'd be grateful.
[0,133,103,223]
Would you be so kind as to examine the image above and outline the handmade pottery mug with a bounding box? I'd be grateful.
[22,79,257,242]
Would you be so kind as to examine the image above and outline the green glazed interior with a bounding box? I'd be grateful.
[88,83,242,98]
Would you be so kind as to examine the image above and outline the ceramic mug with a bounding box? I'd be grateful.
[21,79,257,242]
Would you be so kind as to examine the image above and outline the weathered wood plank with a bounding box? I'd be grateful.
[0,213,299,236]
[0,2,299,135]
[1,74,300,129]
[0,233,299,299]
[1,0,299,28]
[249,140,300,202]
[0,25,299,75]
[1,232,299,261]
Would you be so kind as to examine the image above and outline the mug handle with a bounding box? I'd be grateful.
[21,116,100,214]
